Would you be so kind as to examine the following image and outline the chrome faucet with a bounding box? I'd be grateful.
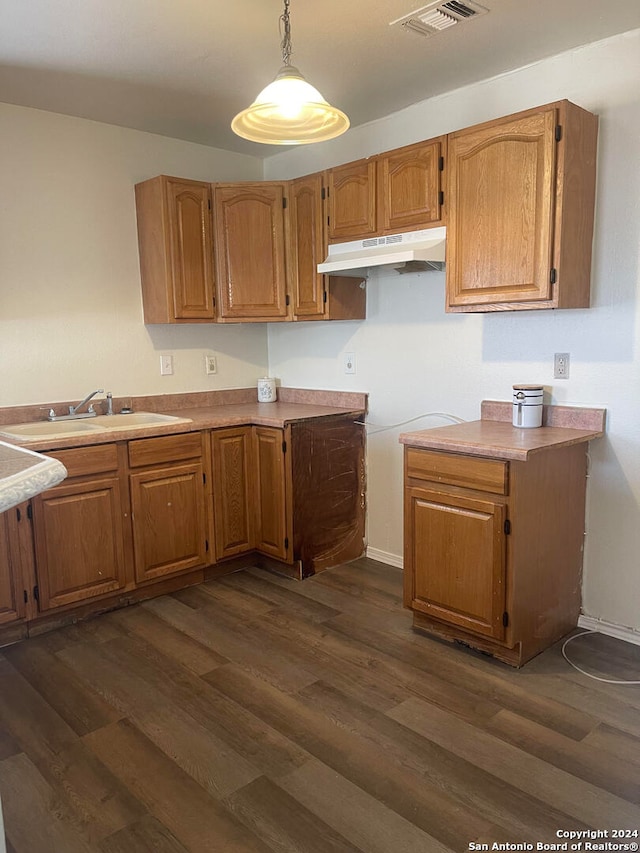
[48,389,104,421]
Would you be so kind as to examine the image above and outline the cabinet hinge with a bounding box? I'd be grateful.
[321,187,326,200]
[504,518,511,535]
[212,294,216,308]
[282,440,287,453]
[439,155,444,171]
[438,190,444,206]
[502,611,509,628]
[555,124,562,142]
[550,268,557,285]
[23,589,28,604]
[282,196,288,209]
[284,537,289,550]
[16,507,21,522]
[285,294,290,306]
[208,198,211,210]
[27,504,33,521]
[33,585,39,602]
[202,472,206,485]
[323,289,327,304]
[205,539,209,552]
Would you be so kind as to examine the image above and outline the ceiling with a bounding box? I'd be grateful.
[1,0,639,156]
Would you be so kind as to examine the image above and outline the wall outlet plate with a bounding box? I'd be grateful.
[160,354,174,376]
[344,352,356,374]
[554,352,570,379]
[205,354,217,375]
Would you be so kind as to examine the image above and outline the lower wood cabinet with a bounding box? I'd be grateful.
[128,433,209,583]
[253,426,290,562]
[0,509,27,625]
[31,445,128,611]
[211,427,255,560]
[403,443,588,666]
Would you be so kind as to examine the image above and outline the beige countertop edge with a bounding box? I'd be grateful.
[399,420,604,462]
[0,442,67,512]
[0,403,365,453]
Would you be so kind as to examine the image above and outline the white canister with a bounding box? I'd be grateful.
[512,385,543,428]
[257,377,277,403]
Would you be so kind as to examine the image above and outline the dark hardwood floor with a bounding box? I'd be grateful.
[0,557,638,852]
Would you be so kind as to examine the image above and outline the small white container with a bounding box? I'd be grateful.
[257,377,277,403]
[512,385,543,428]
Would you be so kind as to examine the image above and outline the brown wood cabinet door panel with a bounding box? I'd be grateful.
[378,139,443,233]
[215,184,288,320]
[406,448,508,494]
[447,109,557,307]
[253,426,288,561]
[406,487,506,639]
[328,160,377,241]
[0,511,25,625]
[288,174,326,319]
[167,179,216,320]
[211,428,255,559]
[32,478,127,611]
[130,463,207,583]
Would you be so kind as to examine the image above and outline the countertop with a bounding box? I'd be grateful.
[0,441,67,512]
[399,401,606,462]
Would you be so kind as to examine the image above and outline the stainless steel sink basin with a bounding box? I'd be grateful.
[91,412,192,429]
[0,412,192,442]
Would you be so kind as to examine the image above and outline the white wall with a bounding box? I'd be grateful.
[265,30,640,634]
[0,103,269,406]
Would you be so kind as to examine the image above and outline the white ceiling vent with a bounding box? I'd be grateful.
[390,1,489,38]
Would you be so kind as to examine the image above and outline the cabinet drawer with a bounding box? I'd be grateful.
[128,432,202,468]
[405,448,508,495]
[47,444,119,478]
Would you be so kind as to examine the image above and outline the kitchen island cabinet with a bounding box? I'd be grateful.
[401,404,605,666]
[446,100,598,312]
[135,175,216,323]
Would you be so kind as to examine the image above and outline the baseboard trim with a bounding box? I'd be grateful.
[366,546,403,569]
[578,615,640,647]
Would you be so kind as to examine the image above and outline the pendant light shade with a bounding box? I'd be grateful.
[231,1,349,145]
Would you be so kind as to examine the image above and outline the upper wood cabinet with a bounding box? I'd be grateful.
[214,182,289,322]
[377,139,444,234]
[327,138,445,243]
[327,159,378,241]
[286,173,367,322]
[135,175,216,323]
[446,100,598,312]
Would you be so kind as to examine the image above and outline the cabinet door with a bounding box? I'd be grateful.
[211,428,255,559]
[135,176,215,323]
[327,160,377,241]
[288,174,326,319]
[446,109,557,308]
[214,183,288,321]
[253,427,289,561]
[32,477,127,611]
[166,178,216,320]
[130,463,208,584]
[0,510,26,625]
[378,139,444,233]
[405,486,506,639]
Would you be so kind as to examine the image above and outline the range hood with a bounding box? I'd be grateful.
[318,227,446,276]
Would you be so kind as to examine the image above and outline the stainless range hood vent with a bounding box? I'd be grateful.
[318,227,446,276]
[390,0,488,37]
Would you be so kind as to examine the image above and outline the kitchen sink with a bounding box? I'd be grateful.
[91,412,192,429]
[0,412,192,442]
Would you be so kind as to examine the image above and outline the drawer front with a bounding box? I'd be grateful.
[47,444,119,478]
[405,447,508,495]
[128,432,202,468]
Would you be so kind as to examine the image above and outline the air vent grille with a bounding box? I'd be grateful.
[390,0,488,37]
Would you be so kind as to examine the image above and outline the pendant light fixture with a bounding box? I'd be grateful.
[231,0,349,145]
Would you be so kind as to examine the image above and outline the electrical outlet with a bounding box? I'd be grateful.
[205,354,217,375]
[554,352,570,379]
[344,352,356,374]
[160,354,174,376]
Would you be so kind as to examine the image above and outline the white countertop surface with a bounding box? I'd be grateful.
[0,441,67,512]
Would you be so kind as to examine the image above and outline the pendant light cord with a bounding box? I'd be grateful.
[279,0,292,66]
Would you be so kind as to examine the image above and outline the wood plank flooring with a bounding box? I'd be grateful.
[0,557,638,852]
